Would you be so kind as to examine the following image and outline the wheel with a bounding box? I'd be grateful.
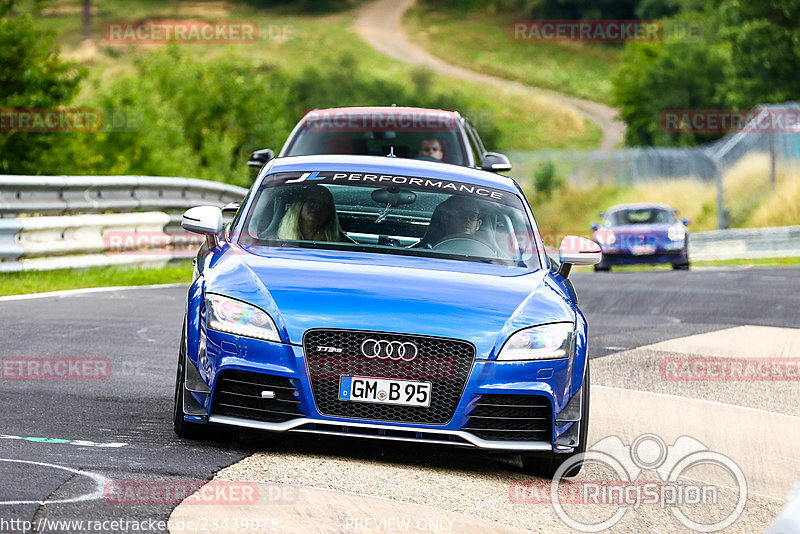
[672,263,690,270]
[521,364,590,478]
[433,233,497,256]
[173,325,208,439]
[593,265,610,272]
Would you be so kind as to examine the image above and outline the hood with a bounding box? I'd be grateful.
[204,245,575,359]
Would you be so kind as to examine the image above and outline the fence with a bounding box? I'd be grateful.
[510,102,800,230]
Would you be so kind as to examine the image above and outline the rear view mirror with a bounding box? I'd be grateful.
[682,218,690,226]
[371,187,417,206]
[590,222,599,231]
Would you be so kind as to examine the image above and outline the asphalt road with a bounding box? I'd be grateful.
[0,267,797,533]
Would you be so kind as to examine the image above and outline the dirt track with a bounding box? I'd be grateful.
[354,0,626,150]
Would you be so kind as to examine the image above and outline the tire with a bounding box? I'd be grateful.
[593,265,610,272]
[672,262,690,270]
[521,364,590,479]
[173,326,208,439]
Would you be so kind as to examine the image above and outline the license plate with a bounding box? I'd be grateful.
[631,244,655,255]
[338,376,431,407]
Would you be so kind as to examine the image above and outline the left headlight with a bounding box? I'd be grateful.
[206,294,280,342]
[497,322,574,361]
[667,225,686,241]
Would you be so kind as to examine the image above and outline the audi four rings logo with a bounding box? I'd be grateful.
[360,339,418,361]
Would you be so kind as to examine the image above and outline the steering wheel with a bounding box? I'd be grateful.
[431,233,498,257]
[414,155,441,162]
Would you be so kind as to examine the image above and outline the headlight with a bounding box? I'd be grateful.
[667,225,686,241]
[595,230,615,246]
[206,294,280,342]
[497,322,574,361]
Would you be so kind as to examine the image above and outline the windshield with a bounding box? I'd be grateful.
[283,111,469,166]
[238,170,540,268]
[605,207,675,226]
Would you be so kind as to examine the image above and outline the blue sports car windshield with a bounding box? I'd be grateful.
[238,170,540,268]
[605,207,675,226]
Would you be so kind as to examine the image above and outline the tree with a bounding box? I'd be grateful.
[612,33,729,146]
[717,0,800,109]
[0,0,84,173]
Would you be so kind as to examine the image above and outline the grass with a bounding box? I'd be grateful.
[27,0,601,151]
[0,261,193,297]
[403,4,621,105]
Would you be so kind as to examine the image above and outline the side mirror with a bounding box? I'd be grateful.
[480,152,512,172]
[557,236,602,278]
[590,222,599,231]
[682,218,690,226]
[247,148,274,169]
[222,201,241,215]
[222,201,241,226]
[182,206,223,235]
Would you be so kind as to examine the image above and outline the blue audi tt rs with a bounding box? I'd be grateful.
[175,154,601,477]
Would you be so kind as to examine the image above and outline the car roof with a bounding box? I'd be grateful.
[606,202,674,212]
[263,154,520,193]
[301,106,461,118]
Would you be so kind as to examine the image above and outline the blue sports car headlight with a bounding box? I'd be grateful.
[497,322,573,361]
[206,294,280,342]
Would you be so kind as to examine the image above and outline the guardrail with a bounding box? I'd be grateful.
[689,225,800,262]
[0,175,247,217]
[0,175,248,272]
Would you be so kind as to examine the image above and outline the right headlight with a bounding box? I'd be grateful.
[206,294,280,342]
[497,322,574,361]
[667,225,686,241]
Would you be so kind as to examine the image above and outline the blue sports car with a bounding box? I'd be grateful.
[175,154,601,477]
[591,203,690,271]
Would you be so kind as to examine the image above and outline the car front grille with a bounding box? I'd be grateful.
[303,329,475,425]
[210,369,303,423]
[463,394,552,441]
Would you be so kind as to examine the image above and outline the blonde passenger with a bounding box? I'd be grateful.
[277,184,344,242]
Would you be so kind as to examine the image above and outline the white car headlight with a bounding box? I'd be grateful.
[667,225,686,241]
[497,322,574,361]
[595,230,615,246]
[206,294,280,342]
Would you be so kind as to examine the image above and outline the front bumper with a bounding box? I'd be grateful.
[598,246,688,266]
[183,328,586,453]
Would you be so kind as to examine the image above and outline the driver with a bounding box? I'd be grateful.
[418,138,444,161]
[417,195,483,248]
[438,195,482,236]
